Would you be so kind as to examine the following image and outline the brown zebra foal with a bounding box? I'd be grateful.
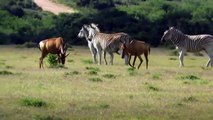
[121,40,150,69]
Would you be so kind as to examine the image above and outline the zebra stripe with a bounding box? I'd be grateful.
[87,23,130,65]
[161,27,213,67]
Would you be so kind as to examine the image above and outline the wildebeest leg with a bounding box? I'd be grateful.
[39,53,48,69]
[132,55,137,69]
[179,49,186,67]
[103,50,108,65]
[109,52,114,65]
[137,55,143,69]
[144,53,149,69]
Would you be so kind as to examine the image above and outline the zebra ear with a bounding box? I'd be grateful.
[169,26,175,30]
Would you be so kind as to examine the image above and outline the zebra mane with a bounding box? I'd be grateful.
[170,27,185,36]
[90,23,100,32]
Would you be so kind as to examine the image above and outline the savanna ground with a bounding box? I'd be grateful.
[0,45,212,120]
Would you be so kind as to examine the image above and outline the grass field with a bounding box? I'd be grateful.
[0,45,212,120]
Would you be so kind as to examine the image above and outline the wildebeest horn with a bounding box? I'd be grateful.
[65,53,70,57]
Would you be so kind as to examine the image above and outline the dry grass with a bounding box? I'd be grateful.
[0,45,212,120]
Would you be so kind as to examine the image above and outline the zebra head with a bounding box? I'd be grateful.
[87,23,100,40]
[78,24,90,39]
[161,27,176,42]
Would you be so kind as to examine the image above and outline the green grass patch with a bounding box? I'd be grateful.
[85,66,100,72]
[152,73,162,80]
[169,57,177,60]
[147,84,159,91]
[67,59,74,63]
[102,74,116,79]
[19,97,47,107]
[82,59,93,64]
[127,67,137,76]
[0,70,14,75]
[89,77,103,82]
[99,103,110,109]
[65,71,80,76]
[178,75,200,81]
[34,115,63,120]
[87,70,98,75]
[183,96,198,102]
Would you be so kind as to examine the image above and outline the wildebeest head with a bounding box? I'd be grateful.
[59,44,69,65]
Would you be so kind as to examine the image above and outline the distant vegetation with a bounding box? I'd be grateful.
[0,0,213,46]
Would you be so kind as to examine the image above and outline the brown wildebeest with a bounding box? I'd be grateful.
[121,40,150,69]
[38,37,69,68]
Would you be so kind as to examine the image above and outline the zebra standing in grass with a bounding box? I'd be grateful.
[161,27,213,67]
[78,24,97,63]
[87,23,130,65]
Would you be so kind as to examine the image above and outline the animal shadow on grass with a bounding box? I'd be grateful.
[0,70,14,75]
[127,67,137,76]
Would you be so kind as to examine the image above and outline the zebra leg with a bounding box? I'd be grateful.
[179,50,186,67]
[206,59,211,67]
[109,52,114,65]
[97,49,102,65]
[88,42,97,64]
[205,47,213,67]
[124,55,129,65]
[103,50,108,65]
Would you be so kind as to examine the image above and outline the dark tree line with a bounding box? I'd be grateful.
[0,0,213,47]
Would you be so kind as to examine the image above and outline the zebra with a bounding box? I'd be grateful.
[87,23,130,65]
[161,27,213,67]
[78,24,97,63]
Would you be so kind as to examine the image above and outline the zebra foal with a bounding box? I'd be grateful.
[161,27,213,67]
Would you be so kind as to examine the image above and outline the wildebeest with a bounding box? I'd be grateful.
[121,40,150,69]
[78,24,97,63]
[86,23,131,65]
[38,37,69,68]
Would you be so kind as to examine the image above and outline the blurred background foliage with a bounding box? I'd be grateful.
[0,0,213,46]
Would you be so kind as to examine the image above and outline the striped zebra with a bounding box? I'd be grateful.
[78,24,97,63]
[161,27,213,67]
[87,23,130,65]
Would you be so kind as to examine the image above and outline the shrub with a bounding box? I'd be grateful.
[47,54,58,68]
